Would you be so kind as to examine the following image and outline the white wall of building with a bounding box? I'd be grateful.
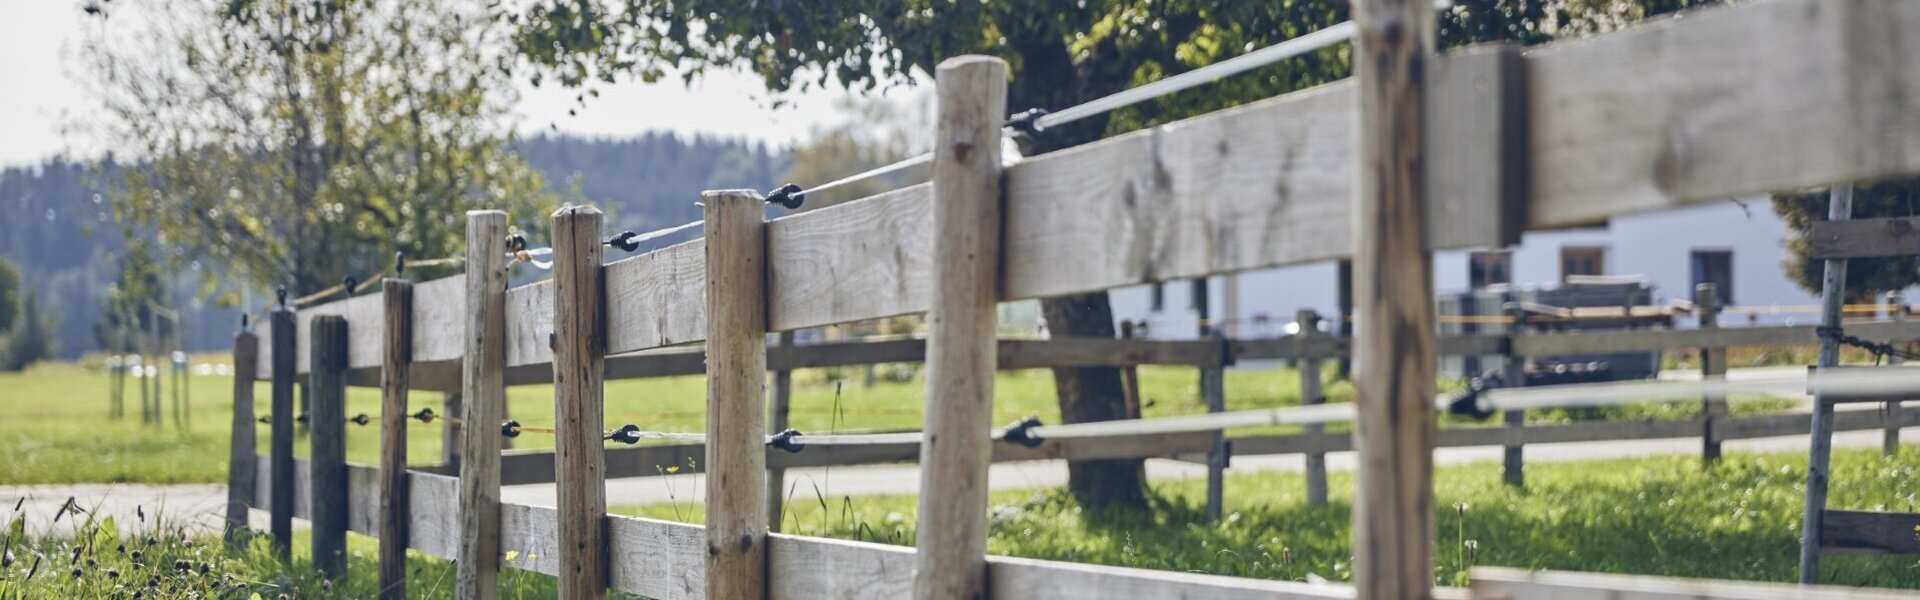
[1106,195,1825,339]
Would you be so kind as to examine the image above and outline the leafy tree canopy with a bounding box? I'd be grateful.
[77,0,563,302]
[1772,183,1920,301]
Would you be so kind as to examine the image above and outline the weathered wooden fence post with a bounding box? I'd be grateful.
[767,330,795,531]
[1887,290,1906,456]
[1201,338,1227,520]
[1696,283,1726,465]
[379,279,414,600]
[309,315,349,578]
[1350,0,1436,596]
[912,54,1007,600]
[553,204,609,599]
[457,210,508,599]
[1502,298,1525,487]
[1801,185,1852,584]
[269,301,297,562]
[1297,309,1328,506]
[705,190,770,599]
[225,326,259,550]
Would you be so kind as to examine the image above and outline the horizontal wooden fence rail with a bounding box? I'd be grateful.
[249,456,1379,599]
[256,320,1920,387]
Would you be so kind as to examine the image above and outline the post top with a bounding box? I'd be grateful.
[465,209,507,218]
[701,189,764,203]
[551,203,604,219]
[936,54,1009,72]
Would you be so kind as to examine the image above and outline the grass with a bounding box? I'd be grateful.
[0,358,1804,484]
[616,446,1920,590]
[0,502,608,599]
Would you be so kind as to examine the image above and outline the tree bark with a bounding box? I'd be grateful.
[1040,294,1146,509]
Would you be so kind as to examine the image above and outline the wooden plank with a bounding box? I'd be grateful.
[1502,299,1526,487]
[1821,510,1920,554]
[1349,0,1438,595]
[377,280,411,600]
[552,204,609,599]
[989,555,1356,600]
[504,279,555,369]
[1515,321,1920,356]
[769,534,915,600]
[604,238,707,354]
[1426,43,1526,249]
[914,54,1007,600]
[225,330,258,549]
[1201,360,1227,520]
[767,184,932,332]
[1524,0,1920,229]
[768,331,795,532]
[1810,216,1920,260]
[456,211,508,598]
[609,514,708,600]
[1888,293,1907,455]
[1698,284,1727,465]
[308,315,349,577]
[500,501,562,576]
[703,189,770,599]
[1468,566,1917,599]
[268,307,296,561]
[1803,186,1853,583]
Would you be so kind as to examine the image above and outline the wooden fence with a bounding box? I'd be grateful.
[225,0,1920,597]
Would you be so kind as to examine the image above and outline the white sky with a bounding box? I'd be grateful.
[0,0,900,168]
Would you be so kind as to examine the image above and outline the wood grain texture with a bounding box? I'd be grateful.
[1425,43,1526,249]
[225,331,258,549]
[269,308,296,561]
[1810,216,1920,260]
[552,204,609,599]
[914,54,1006,600]
[1820,510,1920,554]
[457,211,508,599]
[607,515,708,600]
[251,460,460,560]
[766,184,932,332]
[1524,0,1920,229]
[377,281,412,600]
[1468,566,1916,599]
[1803,186,1852,583]
[1349,0,1437,596]
[767,331,794,532]
[703,190,770,600]
[769,535,915,600]
[307,315,349,577]
[988,555,1357,600]
[605,239,706,355]
[505,279,555,368]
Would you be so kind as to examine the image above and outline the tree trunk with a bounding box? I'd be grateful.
[1040,294,1146,509]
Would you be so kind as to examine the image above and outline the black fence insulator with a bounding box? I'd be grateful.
[349,413,371,426]
[257,416,270,424]
[1444,372,1504,420]
[764,183,805,210]
[505,233,528,254]
[604,424,643,445]
[999,416,1046,448]
[410,407,436,423]
[342,275,357,299]
[395,251,407,279]
[767,428,805,453]
[295,412,310,424]
[240,313,250,328]
[605,231,642,252]
[500,419,522,438]
[276,285,288,307]
[1007,108,1050,137]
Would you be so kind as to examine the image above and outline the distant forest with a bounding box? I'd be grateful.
[0,133,790,359]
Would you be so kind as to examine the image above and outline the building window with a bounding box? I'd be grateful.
[1468,251,1513,289]
[1560,246,1606,281]
[1691,250,1733,305]
[1149,282,1164,312]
